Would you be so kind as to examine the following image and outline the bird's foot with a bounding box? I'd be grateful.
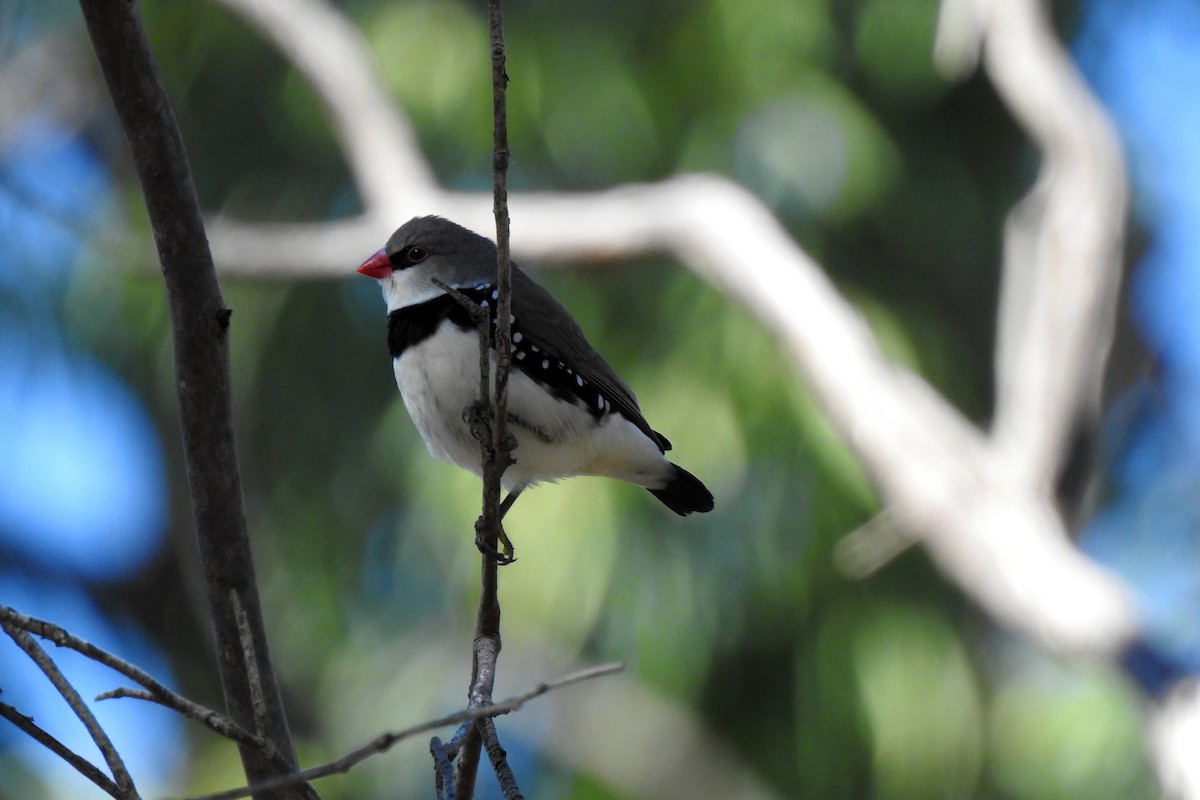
[474,515,516,564]
[464,401,494,448]
[464,403,518,469]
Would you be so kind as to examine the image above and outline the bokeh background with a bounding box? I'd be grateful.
[1,0,1196,797]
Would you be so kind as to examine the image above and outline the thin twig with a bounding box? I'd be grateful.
[0,621,138,798]
[179,663,623,800]
[430,278,490,327]
[4,606,179,698]
[453,629,496,794]
[0,700,123,797]
[480,716,522,800]
[455,1,516,795]
[472,0,516,559]
[0,607,267,752]
[449,719,483,799]
[95,687,268,752]
[428,277,513,564]
[230,589,270,738]
[431,737,456,800]
[488,0,515,521]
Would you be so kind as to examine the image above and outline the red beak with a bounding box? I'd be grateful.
[356,248,393,279]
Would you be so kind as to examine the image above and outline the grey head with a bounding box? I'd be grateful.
[370,216,499,310]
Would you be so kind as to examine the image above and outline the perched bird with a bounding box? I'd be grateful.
[357,216,713,519]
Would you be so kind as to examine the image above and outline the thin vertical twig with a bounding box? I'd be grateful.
[454,1,516,796]
[489,0,513,473]
[473,0,515,554]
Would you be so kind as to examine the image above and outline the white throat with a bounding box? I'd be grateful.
[380,269,445,313]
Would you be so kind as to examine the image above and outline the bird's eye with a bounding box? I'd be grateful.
[406,245,429,264]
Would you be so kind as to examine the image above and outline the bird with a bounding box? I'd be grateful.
[356,215,714,524]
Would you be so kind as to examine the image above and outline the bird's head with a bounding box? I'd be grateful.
[357,216,498,312]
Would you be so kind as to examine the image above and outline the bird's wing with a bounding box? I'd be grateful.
[507,266,670,452]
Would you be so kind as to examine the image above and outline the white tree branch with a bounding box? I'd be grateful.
[1153,681,1200,800]
[979,0,1128,485]
[214,0,437,210]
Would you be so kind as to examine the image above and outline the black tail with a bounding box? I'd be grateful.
[648,464,714,516]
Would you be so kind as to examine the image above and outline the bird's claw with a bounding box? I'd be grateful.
[474,517,517,564]
[464,401,492,441]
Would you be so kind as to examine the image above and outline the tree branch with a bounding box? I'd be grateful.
[180,664,622,800]
[95,687,267,752]
[0,700,123,797]
[1152,680,1200,800]
[75,3,314,797]
[212,0,435,212]
[973,0,1128,485]
[452,3,518,796]
[0,620,137,798]
[0,606,268,753]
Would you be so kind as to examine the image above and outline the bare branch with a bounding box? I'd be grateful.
[0,700,123,797]
[180,663,623,800]
[214,0,437,212]
[478,0,516,559]
[479,717,521,799]
[1,620,138,798]
[452,4,519,795]
[2,606,172,697]
[96,688,268,753]
[1152,681,1200,800]
[75,2,314,795]
[0,606,268,752]
[978,0,1128,484]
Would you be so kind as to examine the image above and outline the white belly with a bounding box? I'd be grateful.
[394,321,670,491]
[393,324,484,475]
